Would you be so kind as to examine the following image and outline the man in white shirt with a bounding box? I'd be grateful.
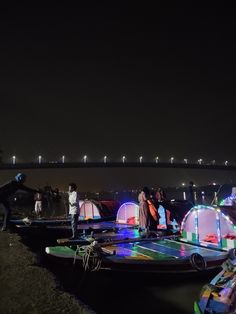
[68,183,80,239]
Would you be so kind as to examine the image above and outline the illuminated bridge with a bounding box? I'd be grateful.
[0,161,236,171]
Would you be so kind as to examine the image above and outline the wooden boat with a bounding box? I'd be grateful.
[46,204,236,273]
[9,199,120,229]
[10,215,116,228]
[194,250,236,313]
[46,232,228,273]
[10,199,191,238]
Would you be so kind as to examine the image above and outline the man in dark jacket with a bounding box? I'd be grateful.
[188,181,195,206]
[0,173,37,231]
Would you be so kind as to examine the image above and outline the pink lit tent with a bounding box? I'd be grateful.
[79,200,84,208]
[116,202,139,225]
[79,200,118,220]
[181,205,236,250]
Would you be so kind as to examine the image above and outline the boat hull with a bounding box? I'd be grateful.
[46,239,228,274]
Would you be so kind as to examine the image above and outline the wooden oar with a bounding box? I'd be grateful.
[57,233,179,246]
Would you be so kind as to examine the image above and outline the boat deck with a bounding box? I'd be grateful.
[11,219,128,230]
[104,239,227,261]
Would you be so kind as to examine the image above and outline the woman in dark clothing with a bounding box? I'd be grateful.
[149,189,160,230]
[155,187,167,202]
[0,173,38,231]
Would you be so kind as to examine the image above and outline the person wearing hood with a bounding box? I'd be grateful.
[0,173,38,231]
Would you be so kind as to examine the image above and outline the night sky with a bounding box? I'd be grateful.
[1,3,236,190]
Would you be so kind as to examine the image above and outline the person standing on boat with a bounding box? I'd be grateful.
[68,183,80,239]
[0,173,38,231]
[138,186,151,234]
[34,190,43,217]
[155,187,167,202]
[153,188,170,230]
[188,181,195,206]
[149,189,160,230]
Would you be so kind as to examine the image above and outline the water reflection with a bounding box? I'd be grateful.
[43,259,218,314]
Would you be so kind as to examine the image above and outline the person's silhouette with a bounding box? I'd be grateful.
[0,173,37,231]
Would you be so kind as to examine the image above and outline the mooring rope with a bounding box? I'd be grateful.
[22,217,32,226]
[73,241,102,271]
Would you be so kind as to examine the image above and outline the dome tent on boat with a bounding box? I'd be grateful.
[116,202,139,225]
[79,200,119,220]
[115,200,192,228]
[180,205,236,250]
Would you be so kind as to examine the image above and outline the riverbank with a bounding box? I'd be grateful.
[0,231,94,314]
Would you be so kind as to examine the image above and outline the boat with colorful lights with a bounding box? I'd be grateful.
[45,205,232,273]
[13,199,191,240]
[219,187,236,207]
[9,199,119,229]
[194,251,236,313]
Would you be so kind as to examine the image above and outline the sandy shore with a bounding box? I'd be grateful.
[0,231,94,314]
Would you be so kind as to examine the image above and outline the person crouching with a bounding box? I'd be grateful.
[68,183,80,239]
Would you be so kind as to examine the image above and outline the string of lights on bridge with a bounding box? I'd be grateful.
[9,155,230,166]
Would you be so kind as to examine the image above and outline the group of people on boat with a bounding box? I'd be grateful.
[0,174,193,240]
[138,186,171,234]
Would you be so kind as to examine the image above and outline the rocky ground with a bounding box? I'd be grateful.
[0,231,94,314]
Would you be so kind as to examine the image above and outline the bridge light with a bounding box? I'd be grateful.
[183,158,188,164]
[139,156,143,163]
[155,156,159,163]
[62,155,65,163]
[104,156,107,163]
[12,156,16,165]
[170,157,174,164]
[122,156,126,163]
[38,155,42,164]
[198,158,203,165]
[83,155,87,163]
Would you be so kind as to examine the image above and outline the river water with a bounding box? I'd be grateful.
[43,260,217,314]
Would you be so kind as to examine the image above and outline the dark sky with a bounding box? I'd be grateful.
[1,3,236,190]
